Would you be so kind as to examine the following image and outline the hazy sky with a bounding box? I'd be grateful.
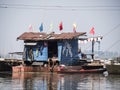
[0,0,120,57]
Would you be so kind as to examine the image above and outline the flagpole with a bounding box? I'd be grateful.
[89,27,95,60]
[91,38,94,60]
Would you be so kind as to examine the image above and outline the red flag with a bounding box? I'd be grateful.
[89,27,95,35]
[59,22,63,31]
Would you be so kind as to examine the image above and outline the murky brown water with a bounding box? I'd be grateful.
[0,72,120,90]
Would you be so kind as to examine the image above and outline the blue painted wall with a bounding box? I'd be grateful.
[25,42,48,62]
[59,39,78,65]
[25,39,79,65]
[58,42,62,61]
[33,46,48,61]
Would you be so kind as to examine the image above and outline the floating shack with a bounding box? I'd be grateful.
[17,32,86,66]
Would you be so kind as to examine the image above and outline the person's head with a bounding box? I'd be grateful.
[49,58,52,61]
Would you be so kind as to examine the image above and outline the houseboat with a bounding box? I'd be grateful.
[17,32,87,65]
[16,31,106,73]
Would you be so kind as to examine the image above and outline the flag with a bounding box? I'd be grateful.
[39,23,43,32]
[59,22,63,31]
[89,27,95,35]
[73,23,77,33]
[50,23,53,32]
[28,24,33,31]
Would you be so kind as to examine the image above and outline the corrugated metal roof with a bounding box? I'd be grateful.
[17,32,86,41]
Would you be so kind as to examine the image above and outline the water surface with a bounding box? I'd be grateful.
[0,72,120,90]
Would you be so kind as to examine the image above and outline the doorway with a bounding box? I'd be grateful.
[48,41,58,58]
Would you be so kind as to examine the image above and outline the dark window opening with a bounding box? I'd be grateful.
[48,41,58,58]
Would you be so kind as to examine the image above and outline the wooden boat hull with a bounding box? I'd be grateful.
[57,65,106,74]
[106,64,120,74]
[57,69,106,74]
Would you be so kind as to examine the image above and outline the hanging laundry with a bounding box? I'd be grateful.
[36,48,39,57]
